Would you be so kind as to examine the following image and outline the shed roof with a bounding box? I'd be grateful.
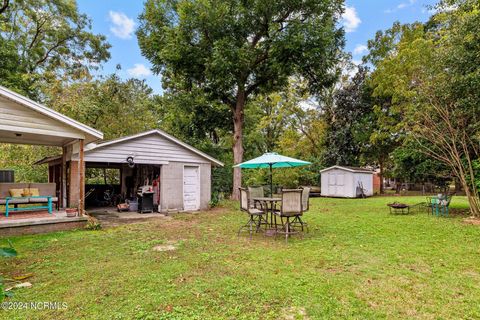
[0,85,103,146]
[320,165,374,174]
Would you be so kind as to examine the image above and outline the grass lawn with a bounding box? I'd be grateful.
[1,196,480,319]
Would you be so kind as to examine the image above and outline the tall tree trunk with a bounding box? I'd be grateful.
[231,89,246,200]
[379,157,385,194]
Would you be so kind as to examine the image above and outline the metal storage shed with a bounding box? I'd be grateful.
[320,166,374,198]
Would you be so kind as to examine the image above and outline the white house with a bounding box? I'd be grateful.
[320,166,374,198]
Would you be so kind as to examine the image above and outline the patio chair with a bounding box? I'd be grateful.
[291,187,310,232]
[273,189,303,242]
[248,186,264,209]
[427,194,454,216]
[238,187,267,238]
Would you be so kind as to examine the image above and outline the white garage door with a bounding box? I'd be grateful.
[183,166,200,211]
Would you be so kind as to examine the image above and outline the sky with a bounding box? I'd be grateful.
[77,0,438,95]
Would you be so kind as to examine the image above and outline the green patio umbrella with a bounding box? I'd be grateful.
[233,152,311,196]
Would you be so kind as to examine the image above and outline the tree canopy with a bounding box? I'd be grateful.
[0,0,110,97]
[137,0,345,198]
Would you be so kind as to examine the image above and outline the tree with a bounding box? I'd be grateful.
[137,0,344,198]
[45,75,159,140]
[323,67,373,167]
[391,140,451,191]
[367,0,480,215]
[363,23,422,193]
[0,0,110,97]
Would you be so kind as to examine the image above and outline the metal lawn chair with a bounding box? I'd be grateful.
[238,187,267,238]
[248,186,264,209]
[273,189,303,242]
[291,187,310,232]
[427,193,453,216]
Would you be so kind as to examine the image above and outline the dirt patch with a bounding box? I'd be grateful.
[463,217,480,225]
[280,306,310,320]
[88,208,171,227]
[153,240,180,252]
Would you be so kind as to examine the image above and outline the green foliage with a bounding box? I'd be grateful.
[391,141,451,184]
[0,144,53,182]
[0,0,111,97]
[0,240,17,258]
[0,240,17,302]
[85,168,120,185]
[323,67,374,166]
[465,158,480,194]
[45,74,159,140]
[474,160,480,194]
[84,217,102,231]
[365,0,480,213]
[137,0,345,194]
[137,0,344,98]
[208,191,221,208]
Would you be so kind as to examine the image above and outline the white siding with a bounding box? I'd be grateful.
[84,133,210,164]
[0,96,86,145]
[321,168,373,198]
[354,173,374,196]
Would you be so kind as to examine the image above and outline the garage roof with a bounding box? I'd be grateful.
[35,129,224,167]
[89,129,224,166]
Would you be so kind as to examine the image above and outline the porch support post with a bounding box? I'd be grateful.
[62,146,67,209]
[79,139,85,215]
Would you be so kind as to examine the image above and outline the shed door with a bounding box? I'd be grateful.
[328,172,345,196]
[183,166,200,211]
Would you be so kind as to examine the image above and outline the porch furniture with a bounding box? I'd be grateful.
[427,194,453,216]
[238,188,267,238]
[273,189,304,242]
[387,202,410,214]
[252,196,282,233]
[0,183,58,216]
[5,196,53,217]
[291,187,310,232]
[248,186,264,209]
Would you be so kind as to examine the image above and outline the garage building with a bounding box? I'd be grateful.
[38,129,223,212]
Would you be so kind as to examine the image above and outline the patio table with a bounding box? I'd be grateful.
[253,197,281,233]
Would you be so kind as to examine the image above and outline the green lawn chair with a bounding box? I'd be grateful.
[427,194,453,216]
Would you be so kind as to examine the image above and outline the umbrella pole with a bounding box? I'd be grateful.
[269,163,273,197]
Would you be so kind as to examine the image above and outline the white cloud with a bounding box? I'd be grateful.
[108,11,135,39]
[127,64,151,78]
[342,5,361,33]
[385,0,416,13]
[353,44,368,56]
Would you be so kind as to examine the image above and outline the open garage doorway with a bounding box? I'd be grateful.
[85,165,121,207]
[84,163,161,211]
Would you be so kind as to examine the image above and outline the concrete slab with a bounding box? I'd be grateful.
[88,207,171,227]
